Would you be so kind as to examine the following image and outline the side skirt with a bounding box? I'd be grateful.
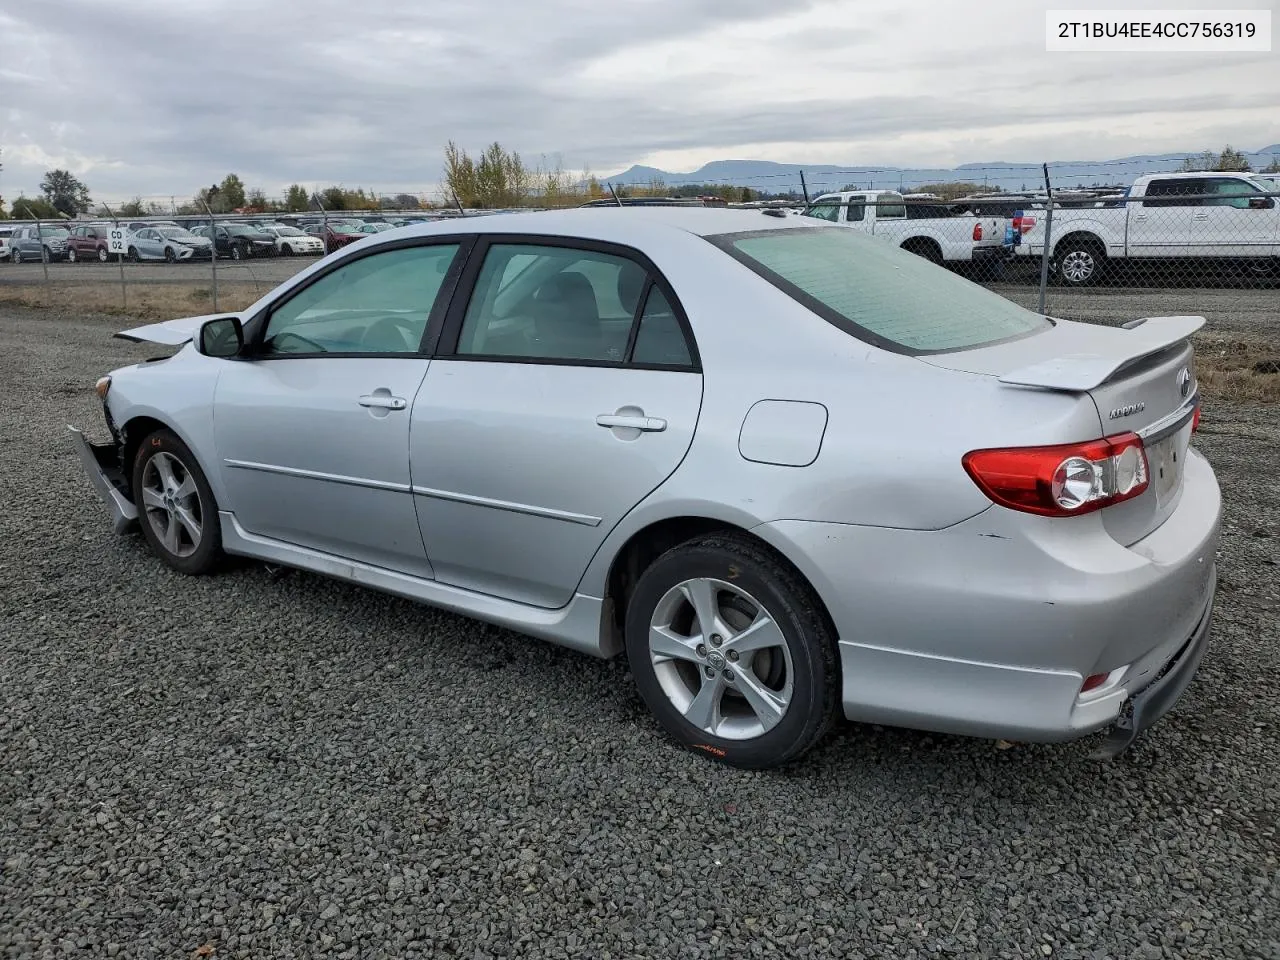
[218,511,619,659]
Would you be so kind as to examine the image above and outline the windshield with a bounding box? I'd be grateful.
[226,225,260,236]
[1249,176,1278,192]
[711,226,1049,354]
[276,226,306,236]
[41,227,71,239]
[331,223,364,234]
[159,227,197,239]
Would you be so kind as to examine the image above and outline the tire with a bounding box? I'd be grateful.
[231,244,243,261]
[624,532,839,770]
[12,249,21,264]
[164,247,176,263]
[97,247,109,263]
[1055,236,1106,287]
[131,428,223,576]
[127,247,139,263]
[41,247,51,263]
[281,244,292,257]
[67,248,77,263]
[902,238,943,265]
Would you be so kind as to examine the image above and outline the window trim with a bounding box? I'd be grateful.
[706,226,1049,357]
[434,234,701,373]
[237,234,478,361]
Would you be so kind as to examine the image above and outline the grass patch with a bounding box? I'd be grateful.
[0,282,260,321]
[1194,334,1280,404]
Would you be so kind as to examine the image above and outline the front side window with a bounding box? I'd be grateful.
[261,244,460,356]
[713,227,1049,354]
[1204,177,1260,208]
[455,243,649,363]
[801,200,842,223]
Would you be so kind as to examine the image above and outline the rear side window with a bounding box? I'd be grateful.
[711,227,1049,354]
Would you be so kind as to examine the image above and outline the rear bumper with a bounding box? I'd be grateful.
[972,244,1015,261]
[755,446,1221,751]
[68,425,137,534]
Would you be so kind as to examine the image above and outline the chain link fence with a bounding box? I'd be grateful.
[1,165,1277,325]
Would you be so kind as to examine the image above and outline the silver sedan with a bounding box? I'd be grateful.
[69,208,1219,769]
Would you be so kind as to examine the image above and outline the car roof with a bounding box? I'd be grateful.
[379,207,805,244]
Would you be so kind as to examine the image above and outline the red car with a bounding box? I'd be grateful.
[65,223,117,263]
[304,222,366,252]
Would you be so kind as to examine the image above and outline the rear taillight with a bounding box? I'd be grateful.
[962,433,1149,518]
[1191,406,1201,433]
[972,223,983,241]
[1080,672,1109,693]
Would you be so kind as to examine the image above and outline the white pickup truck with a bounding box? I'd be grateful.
[800,190,1014,265]
[1019,171,1280,286]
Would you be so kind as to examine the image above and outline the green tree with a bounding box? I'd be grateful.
[320,186,347,210]
[1214,145,1252,172]
[40,169,91,216]
[1262,157,1280,174]
[284,184,310,211]
[218,173,247,210]
[117,197,148,217]
[12,195,60,219]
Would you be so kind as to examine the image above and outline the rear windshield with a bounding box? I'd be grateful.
[710,226,1049,354]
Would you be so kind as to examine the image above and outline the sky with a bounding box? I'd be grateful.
[1,0,1276,204]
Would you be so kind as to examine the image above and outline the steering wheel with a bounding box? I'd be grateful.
[268,331,326,354]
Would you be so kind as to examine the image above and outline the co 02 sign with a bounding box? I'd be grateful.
[107,227,128,256]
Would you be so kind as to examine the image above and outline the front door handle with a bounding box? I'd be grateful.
[1192,213,1210,221]
[359,393,407,410]
[596,413,667,432]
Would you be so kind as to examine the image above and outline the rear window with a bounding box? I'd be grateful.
[710,226,1049,354]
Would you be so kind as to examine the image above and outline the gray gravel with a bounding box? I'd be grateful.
[2,305,1278,960]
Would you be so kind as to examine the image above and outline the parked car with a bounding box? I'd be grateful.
[66,223,118,263]
[255,224,325,256]
[126,225,214,262]
[357,222,396,234]
[7,224,70,263]
[0,225,13,262]
[801,190,1013,264]
[303,221,367,251]
[70,208,1219,770]
[1017,171,1280,285]
[128,221,180,232]
[191,223,276,260]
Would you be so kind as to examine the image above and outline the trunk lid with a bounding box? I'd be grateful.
[924,316,1203,545]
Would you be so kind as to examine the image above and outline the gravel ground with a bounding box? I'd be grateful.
[2,306,1278,960]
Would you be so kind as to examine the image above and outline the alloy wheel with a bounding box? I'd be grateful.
[140,451,203,559]
[648,577,794,740]
[1060,250,1095,284]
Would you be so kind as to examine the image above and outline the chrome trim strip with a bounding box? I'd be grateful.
[411,485,602,527]
[223,458,412,493]
[1136,390,1198,445]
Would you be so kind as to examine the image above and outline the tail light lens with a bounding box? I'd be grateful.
[972,223,983,241]
[1191,406,1201,433]
[962,432,1149,518]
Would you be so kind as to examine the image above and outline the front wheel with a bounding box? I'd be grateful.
[281,244,293,256]
[10,250,19,264]
[230,245,243,261]
[97,247,109,263]
[164,246,176,263]
[624,533,839,769]
[41,247,51,263]
[67,248,77,263]
[132,429,223,575]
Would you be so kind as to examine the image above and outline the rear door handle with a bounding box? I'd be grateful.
[359,393,407,410]
[596,414,667,432]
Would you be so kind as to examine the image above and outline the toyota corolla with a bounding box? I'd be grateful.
[69,208,1219,769]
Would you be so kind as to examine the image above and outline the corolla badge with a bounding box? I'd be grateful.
[1177,366,1192,398]
[1108,402,1145,420]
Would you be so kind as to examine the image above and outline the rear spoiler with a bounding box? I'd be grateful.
[998,315,1205,392]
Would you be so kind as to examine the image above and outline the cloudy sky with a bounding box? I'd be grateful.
[1,0,1276,204]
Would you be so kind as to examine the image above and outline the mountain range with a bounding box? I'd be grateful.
[603,145,1280,194]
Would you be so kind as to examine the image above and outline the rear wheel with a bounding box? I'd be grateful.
[127,247,139,263]
[902,238,943,265]
[131,428,223,575]
[624,533,839,769]
[1056,236,1106,286]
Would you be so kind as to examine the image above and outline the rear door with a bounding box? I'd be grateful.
[410,236,703,608]
[1130,178,1199,257]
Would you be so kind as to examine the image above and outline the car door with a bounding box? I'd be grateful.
[132,229,157,259]
[410,237,703,609]
[1130,178,1199,257]
[212,239,469,576]
[1191,177,1278,258]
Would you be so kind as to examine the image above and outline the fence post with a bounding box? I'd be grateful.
[20,204,50,284]
[311,194,330,255]
[201,200,219,312]
[100,201,126,311]
[1037,162,1054,316]
[799,170,810,204]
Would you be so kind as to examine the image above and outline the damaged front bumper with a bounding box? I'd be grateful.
[68,425,137,534]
